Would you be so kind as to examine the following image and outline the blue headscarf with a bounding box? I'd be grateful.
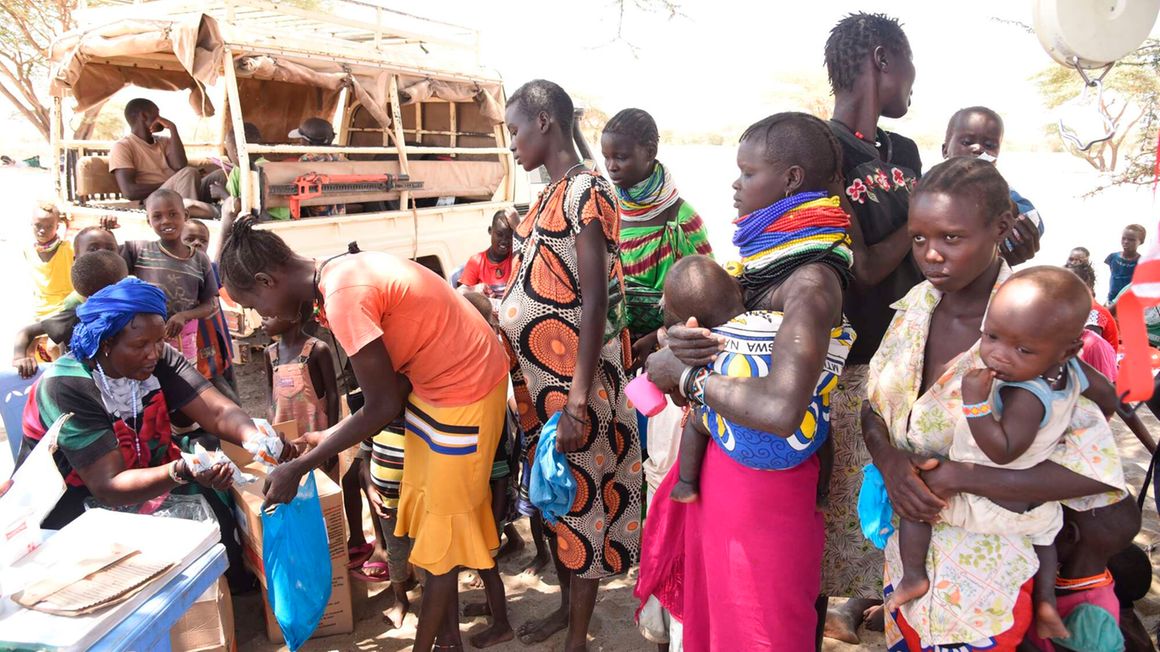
[71,277,169,360]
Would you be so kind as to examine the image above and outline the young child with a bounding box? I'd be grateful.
[25,203,74,319]
[1105,224,1145,303]
[942,106,1044,255]
[886,266,1114,639]
[182,218,210,255]
[1068,246,1091,267]
[12,249,127,377]
[663,255,855,502]
[458,211,514,300]
[261,314,338,436]
[123,188,237,401]
[1028,497,1141,651]
[460,290,515,648]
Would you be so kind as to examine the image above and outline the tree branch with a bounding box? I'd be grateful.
[0,76,48,139]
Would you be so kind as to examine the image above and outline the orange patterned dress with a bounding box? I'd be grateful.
[498,170,642,580]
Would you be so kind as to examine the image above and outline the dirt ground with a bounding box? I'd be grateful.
[228,348,1160,651]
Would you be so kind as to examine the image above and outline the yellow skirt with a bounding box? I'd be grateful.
[394,379,506,575]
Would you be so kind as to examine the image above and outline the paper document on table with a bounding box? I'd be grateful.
[14,547,173,616]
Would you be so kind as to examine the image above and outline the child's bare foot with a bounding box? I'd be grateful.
[823,609,860,644]
[863,604,885,632]
[463,601,491,618]
[520,547,550,577]
[669,480,699,503]
[1035,601,1069,640]
[496,527,525,561]
[461,570,485,590]
[884,575,929,613]
[469,622,514,648]
[382,591,410,630]
[517,608,569,644]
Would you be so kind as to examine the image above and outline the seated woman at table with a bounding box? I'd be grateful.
[16,277,289,583]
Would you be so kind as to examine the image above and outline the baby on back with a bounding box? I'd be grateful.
[662,255,854,502]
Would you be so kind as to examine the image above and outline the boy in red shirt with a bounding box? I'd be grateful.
[459,209,515,297]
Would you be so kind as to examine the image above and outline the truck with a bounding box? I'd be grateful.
[47,0,599,298]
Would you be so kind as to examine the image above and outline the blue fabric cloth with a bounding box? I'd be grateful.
[858,463,894,549]
[530,412,575,525]
[70,277,168,359]
[1106,252,1139,303]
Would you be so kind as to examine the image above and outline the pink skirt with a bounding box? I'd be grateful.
[683,443,824,651]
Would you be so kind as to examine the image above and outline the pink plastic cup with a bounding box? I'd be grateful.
[626,374,667,417]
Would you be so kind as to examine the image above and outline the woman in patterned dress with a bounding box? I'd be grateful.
[498,79,642,651]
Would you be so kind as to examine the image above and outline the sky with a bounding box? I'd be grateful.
[3,0,1157,152]
[380,0,1160,147]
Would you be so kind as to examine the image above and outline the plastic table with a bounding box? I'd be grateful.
[89,543,227,652]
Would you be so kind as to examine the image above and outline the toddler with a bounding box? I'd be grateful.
[663,255,854,502]
[262,314,338,435]
[25,203,74,319]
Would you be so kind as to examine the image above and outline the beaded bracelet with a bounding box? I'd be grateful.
[962,401,993,419]
[690,367,712,406]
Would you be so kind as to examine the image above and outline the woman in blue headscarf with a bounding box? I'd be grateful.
[17,277,285,536]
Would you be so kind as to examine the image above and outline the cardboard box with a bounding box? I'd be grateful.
[225,424,353,644]
[170,576,234,652]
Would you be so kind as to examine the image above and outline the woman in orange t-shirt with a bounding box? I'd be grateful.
[220,219,508,652]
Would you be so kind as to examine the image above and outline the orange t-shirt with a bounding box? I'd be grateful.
[109,134,175,186]
[319,252,508,406]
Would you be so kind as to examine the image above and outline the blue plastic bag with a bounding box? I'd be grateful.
[261,473,332,651]
[530,412,576,525]
[858,463,895,549]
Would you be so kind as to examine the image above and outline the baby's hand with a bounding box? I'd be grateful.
[961,368,996,404]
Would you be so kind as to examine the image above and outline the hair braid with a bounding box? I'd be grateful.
[824,13,911,93]
[219,216,295,290]
[603,108,660,150]
[915,157,1012,224]
[740,112,843,186]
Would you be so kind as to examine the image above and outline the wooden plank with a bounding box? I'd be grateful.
[221,44,253,213]
[245,144,509,156]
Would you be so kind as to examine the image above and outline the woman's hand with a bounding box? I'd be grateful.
[644,347,686,394]
[861,402,945,522]
[262,459,305,507]
[556,407,587,453]
[13,356,37,379]
[921,459,969,501]
[1000,215,1041,266]
[960,368,995,406]
[191,461,233,492]
[360,461,388,519]
[164,313,189,339]
[664,318,724,367]
[629,330,660,373]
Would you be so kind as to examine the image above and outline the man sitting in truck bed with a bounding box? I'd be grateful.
[290,117,347,217]
[109,98,215,219]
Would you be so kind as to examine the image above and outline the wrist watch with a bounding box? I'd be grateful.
[169,459,191,485]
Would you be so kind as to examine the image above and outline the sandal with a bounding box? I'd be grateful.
[347,541,376,569]
[350,561,390,583]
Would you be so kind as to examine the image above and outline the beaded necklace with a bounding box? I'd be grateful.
[94,361,145,465]
[616,162,679,223]
[1055,569,1113,592]
[728,191,853,294]
[34,236,62,255]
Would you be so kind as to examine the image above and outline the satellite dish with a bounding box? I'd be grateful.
[1033,0,1160,68]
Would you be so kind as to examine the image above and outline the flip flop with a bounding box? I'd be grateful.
[347,541,376,569]
[350,561,390,583]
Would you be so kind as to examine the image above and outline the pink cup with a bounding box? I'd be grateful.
[626,374,667,417]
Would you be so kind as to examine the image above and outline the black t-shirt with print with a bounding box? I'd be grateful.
[829,122,924,365]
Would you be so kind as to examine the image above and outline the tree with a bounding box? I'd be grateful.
[1034,39,1160,185]
[0,0,78,141]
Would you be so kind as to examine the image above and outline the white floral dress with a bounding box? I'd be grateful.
[868,262,1127,647]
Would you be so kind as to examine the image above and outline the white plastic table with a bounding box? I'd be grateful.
[89,543,227,652]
